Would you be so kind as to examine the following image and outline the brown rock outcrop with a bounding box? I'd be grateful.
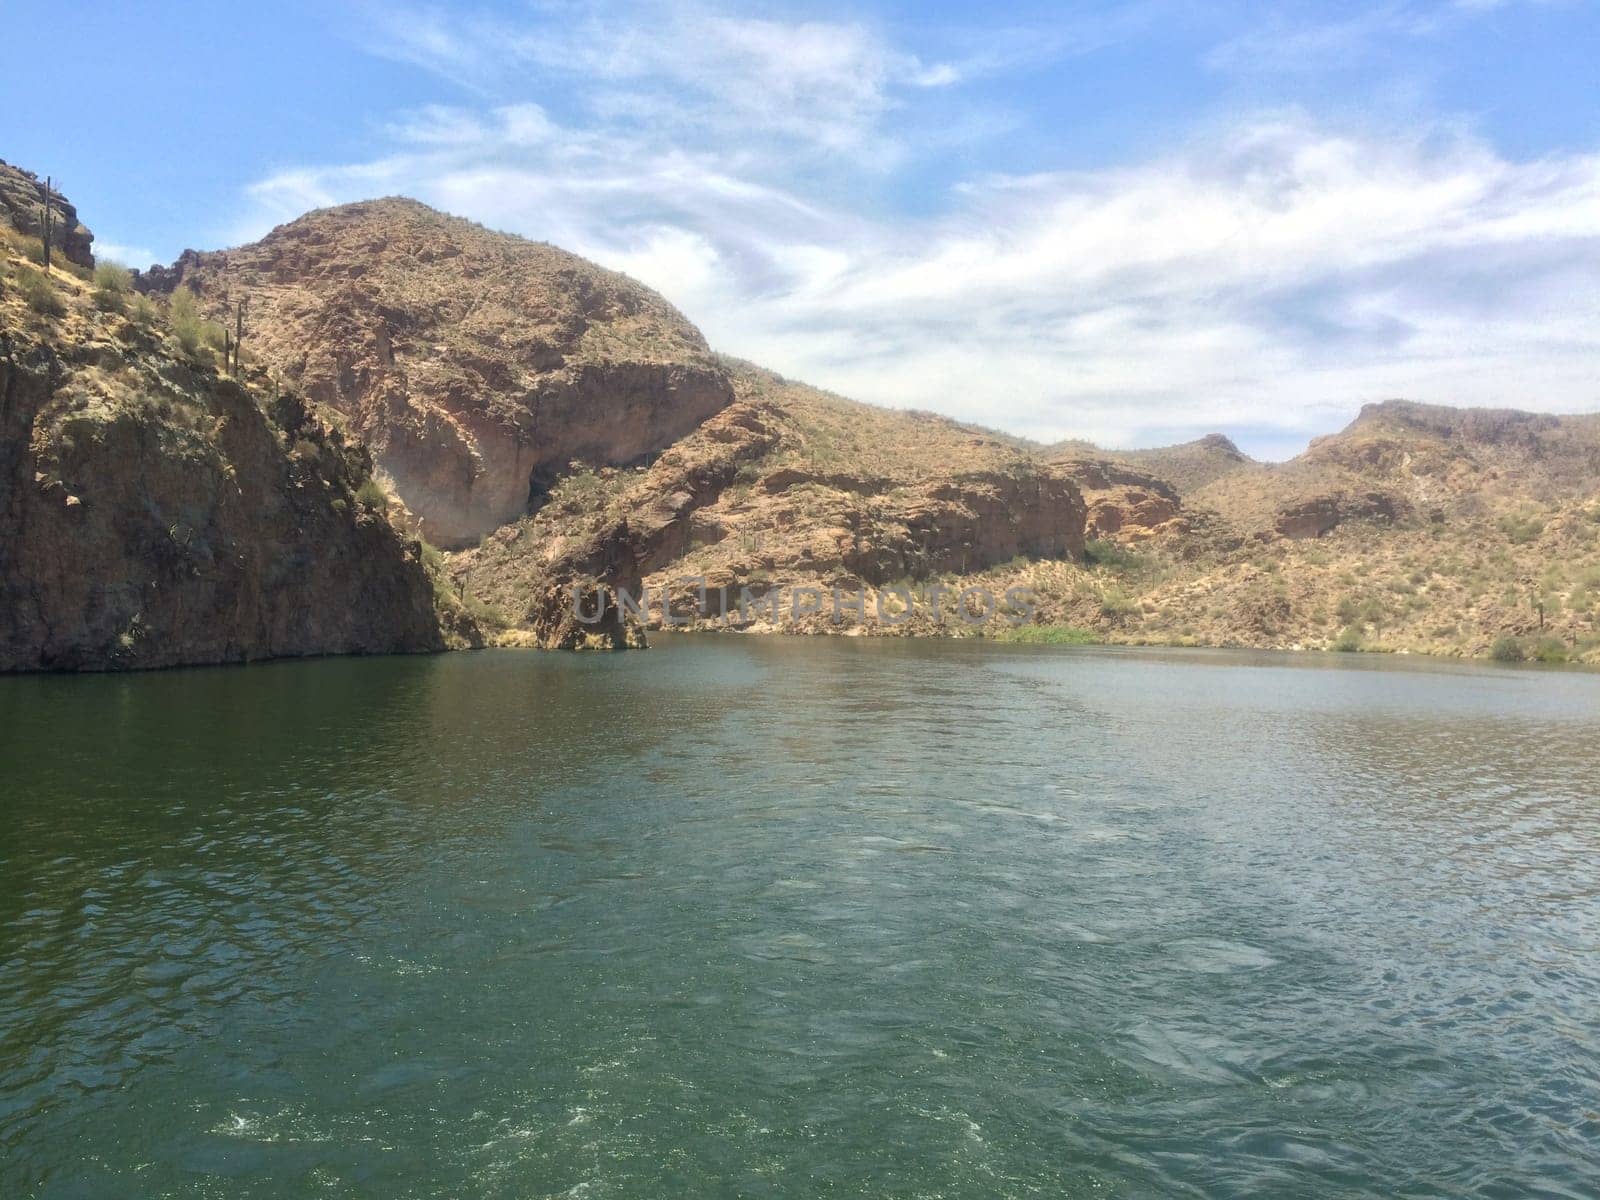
[0,160,95,269]
[1273,491,1406,539]
[136,199,734,547]
[452,382,1090,643]
[1053,457,1185,542]
[1,242,448,672]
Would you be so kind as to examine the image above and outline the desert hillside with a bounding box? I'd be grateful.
[136,199,734,547]
[7,172,1597,666]
[449,360,1089,646]
[453,368,1600,661]
[1051,432,1255,497]
[0,167,469,672]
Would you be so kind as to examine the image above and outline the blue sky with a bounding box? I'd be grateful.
[3,0,1597,456]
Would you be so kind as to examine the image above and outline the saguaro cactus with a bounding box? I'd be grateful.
[233,297,248,374]
[41,176,53,271]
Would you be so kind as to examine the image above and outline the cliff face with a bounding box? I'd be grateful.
[1049,457,1186,543]
[138,199,734,547]
[0,160,95,269]
[452,365,1089,642]
[1,204,450,673]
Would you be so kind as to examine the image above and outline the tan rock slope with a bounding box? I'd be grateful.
[451,361,1088,643]
[137,199,734,547]
[1052,432,1254,498]
[11,172,1594,666]
[1,184,457,672]
[1021,401,1600,660]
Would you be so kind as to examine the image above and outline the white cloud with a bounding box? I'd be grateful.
[1206,0,1581,74]
[227,4,1600,456]
[358,1,959,162]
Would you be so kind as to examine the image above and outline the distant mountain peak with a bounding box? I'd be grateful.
[1192,433,1246,458]
[134,198,735,547]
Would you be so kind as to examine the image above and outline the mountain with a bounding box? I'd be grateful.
[1064,401,1600,659]
[136,199,733,548]
[464,381,1599,660]
[1191,401,1600,534]
[1,179,466,672]
[1050,433,1254,498]
[6,170,1597,667]
[0,159,94,269]
[452,360,1087,644]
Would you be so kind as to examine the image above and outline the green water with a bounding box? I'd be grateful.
[2,639,1598,1198]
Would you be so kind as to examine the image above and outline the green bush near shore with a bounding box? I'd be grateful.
[1532,637,1570,664]
[993,624,1098,645]
[1490,635,1526,663]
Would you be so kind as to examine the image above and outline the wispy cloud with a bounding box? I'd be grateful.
[1205,0,1579,74]
[233,2,1600,454]
[360,0,961,160]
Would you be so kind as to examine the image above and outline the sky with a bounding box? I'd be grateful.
[3,1,1597,457]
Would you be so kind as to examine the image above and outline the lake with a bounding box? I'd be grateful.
[2,639,1598,1197]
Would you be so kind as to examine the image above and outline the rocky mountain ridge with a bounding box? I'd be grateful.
[6,169,1597,667]
[135,198,734,548]
[0,159,94,269]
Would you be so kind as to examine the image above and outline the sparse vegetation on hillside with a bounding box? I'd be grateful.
[11,166,1593,666]
[16,266,62,316]
[0,211,458,670]
[92,261,130,312]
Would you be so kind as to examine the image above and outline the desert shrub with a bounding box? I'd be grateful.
[129,292,158,327]
[6,231,48,264]
[1571,566,1600,603]
[16,267,63,316]
[996,624,1096,645]
[1489,636,1526,663]
[1532,637,1570,664]
[92,262,131,312]
[463,593,512,632]
[354,478,389,513]
[1084,539,1145,571]
[1333,626,1363,652]
[168,286,204,353]
[1360,597,1386,625]
[1498,512,1545,545]
[1099,587,1138,618]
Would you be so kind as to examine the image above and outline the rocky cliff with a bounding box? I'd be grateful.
[452,362,1088,641]
[1049,456,1186,543]
[0,160,94,269]
[11,167,1592,665]
[1,195,453,672]
[136,199,734,547]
